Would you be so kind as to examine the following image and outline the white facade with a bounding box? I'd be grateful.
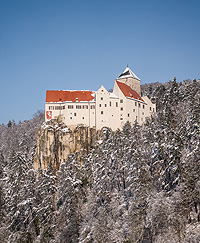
[45,101,96,128]
[45,67,156,130]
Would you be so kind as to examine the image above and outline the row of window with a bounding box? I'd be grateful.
[98,102,146,109]
[99,102,118,107]
[49,105,95,110]
[100,111,145,117]
[124,116,145,122]
[70,116,85,120]
[134,102,145,109]
[100,97,123,103]
[49,106,66,110]
[72,105,95,109]
[100,116,145,122]
[49,104,154,112]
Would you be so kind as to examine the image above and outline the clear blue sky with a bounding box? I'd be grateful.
[0,0,200,124]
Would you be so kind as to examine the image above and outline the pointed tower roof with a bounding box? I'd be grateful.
[117,67,140,81]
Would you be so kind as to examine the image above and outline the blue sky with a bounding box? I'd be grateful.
[0,0,200,124]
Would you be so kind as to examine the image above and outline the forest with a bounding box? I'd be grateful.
[0,78,200,243]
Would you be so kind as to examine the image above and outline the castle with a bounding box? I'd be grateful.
[45,67,156,130]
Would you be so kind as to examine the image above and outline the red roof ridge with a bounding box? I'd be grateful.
[46,90,95,103]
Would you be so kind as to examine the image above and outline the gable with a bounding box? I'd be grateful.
[97,85,108,94]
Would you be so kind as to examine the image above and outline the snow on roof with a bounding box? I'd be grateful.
[109,93,119,99]
[117,67,140,81]
[116,81,144,102]
[46,90,95,103]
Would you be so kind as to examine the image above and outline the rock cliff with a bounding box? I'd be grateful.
[34,119,97,171]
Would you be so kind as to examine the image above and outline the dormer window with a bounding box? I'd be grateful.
[76,98,78,102]
[59,98,62,101]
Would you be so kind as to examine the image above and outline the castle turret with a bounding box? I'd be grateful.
[117,66,141,95]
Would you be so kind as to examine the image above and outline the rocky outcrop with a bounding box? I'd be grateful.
[34,119,97,171]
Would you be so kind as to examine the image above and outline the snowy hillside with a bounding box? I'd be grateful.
[0,79,200,242]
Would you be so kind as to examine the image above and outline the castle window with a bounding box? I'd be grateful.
[128,113,130,117]
[116,102,118,107]
[91,105,95,109]
[76,105,81,109]
[105,104,107,107]
[49,106,54,110]
[63,106,65,109]
[120,118,123,120]
[82,117,84,119]
[135,102,137,106]
[120,107,123,111]
[139,103,141,108]
[150,107,152,111]
[110,102,111,106]
[120,99,123,103]
[101,90,104,92]
[101,111,103,115]
[133,109,135,112]
[70,117,72,119]
[142,112,144,115]
[74,113,76,116]
[153,108,155,112]
[143,105,145,109]
[82,105,88,109]
[68,105,73,109]
[55,106,62,110]
[101,97,103,100]
[99,104,101,107]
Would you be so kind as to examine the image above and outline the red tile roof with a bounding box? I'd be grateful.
[116,81,144,102]
[46,90,95,103]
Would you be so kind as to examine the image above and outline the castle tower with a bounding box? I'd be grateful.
[116,66,141,95]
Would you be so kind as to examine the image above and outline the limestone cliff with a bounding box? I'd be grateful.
[34,119,97,171]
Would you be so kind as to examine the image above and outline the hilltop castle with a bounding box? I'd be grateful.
[45,67,156,130]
